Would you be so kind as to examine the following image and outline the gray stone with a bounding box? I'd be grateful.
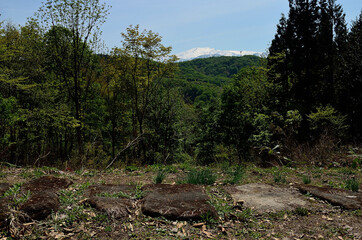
[141,184,217,221]
[226,183,307,213]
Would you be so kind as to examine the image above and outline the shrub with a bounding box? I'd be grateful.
[307,105,348,139]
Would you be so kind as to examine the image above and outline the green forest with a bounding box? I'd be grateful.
[1,0,361,169]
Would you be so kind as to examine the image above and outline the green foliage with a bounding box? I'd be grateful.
[307,105,348,138]
[176,55,261,87]
[125,166,138,172]
[2,183,30,206]
[219,66,273,160]
[250,113,273,147]
[352,158,361,169]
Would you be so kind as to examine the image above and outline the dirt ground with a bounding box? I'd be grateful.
[0,163,361,239]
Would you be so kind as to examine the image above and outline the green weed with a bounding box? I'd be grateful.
[345,178,359,192]
[294,207,308,216]
[351,157,361,169]
[2,183,30,206]
[181,168,217,185]
[302,175,311,184]
[224,166,245,184]
[125,165,138,172]
[273,172,286,183]
[153,169,167,184]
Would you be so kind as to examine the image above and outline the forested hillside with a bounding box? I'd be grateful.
[0,0,361,169]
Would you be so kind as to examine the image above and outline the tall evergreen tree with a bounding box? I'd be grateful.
[340,12,362,139]
[268,0,348,114]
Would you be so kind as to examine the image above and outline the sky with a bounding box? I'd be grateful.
[0,0,361,54]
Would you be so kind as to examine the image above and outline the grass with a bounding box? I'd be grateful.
[179,168,217,185]
[294,207,308,216]
[224,166,245,184]
[153,168,168,184]
[345,178,359,192]
[273,171,286,183]
[302,175,311,184]
[0,158,361,239]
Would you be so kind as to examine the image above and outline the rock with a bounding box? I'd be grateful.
[19,176,72,221]
[226,183,307,213]
[0,183,11,196]
[22,176,73,193]
[19,191,60,221]
[84,184,136,219]
[296,184,362,210]
[86,196,133,218]
[141,184,217,221]
[84,184,135,198]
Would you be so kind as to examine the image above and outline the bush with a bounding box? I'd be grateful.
[307,105,348,139]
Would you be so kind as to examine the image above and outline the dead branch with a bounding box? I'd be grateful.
[105,134,143,169]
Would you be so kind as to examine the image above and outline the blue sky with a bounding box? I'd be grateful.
[0,0,361,54]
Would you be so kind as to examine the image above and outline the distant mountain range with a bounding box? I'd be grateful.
[176,47,265,62]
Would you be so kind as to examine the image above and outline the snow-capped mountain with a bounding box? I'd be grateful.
[176,47,264,62]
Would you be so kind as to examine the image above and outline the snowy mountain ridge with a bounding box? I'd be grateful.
[176,47,264,62]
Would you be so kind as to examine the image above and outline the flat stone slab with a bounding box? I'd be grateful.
[20,176,72,221]
[20,191,60,221]
[22,176,73,193]
[226,183,307,213]
[141,184,217,221]
[0,183,11,196]
[296,184,362,210]
[86,196,133,218]
[85,184,135,198]
[84,184,136,219]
